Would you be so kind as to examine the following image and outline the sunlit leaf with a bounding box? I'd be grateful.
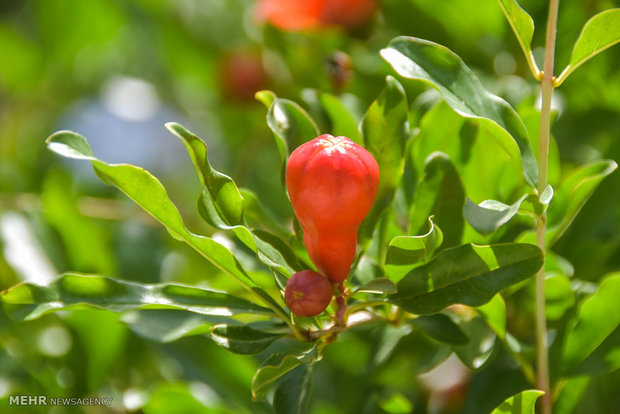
[496,0,539,77]
[1,273,272,321]
[563,273,620,373]
[166,122,301,277]
[45,130,259,290]
[556,9,620,85]
[381,36,538,187]
[464,194,528,235]
[389,243,543,315]
[359,76,410,242]
[490,389,544,414]
[385,217,443,281]
[210,324,284,355]
[476,294,506,339]
[409,153,464,248]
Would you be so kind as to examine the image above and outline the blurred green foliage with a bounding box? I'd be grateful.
[1,0,619,413]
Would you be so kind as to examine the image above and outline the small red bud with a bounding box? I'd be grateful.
[284,270,333,317]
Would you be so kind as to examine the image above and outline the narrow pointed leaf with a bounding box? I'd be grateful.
[389,243,543,315]
[496,0,539,77]
[45,131,258,290]
[490,390,544,414]
[210,324,283,355]
[557,9,620,85]
[1,273,272,321]
[381,36,537,187]
[166,122,301,277]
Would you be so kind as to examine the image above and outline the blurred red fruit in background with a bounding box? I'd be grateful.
[256,0,376,31]
[219,51,267,102]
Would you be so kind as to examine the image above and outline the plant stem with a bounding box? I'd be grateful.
[537,0,560,412]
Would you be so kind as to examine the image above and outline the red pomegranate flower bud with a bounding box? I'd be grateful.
[285,270,334,317]
[286,134,380,282]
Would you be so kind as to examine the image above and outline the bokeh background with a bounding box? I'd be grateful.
[1,0,619,413]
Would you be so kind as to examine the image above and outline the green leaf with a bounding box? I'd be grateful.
[389,243,543,315]
[120,309,225,343]
[319,92,362,143]
[381,36,538,187]
[545,273,575,321]
[490,389,544,414]
[378,392,413,414]
[452,315,497,370]
[165,122,243,227]
[411,314,469,345]
[262,93,320,186]
[570,326,620,376]
[476,294,507,339]
[273,365,313,414]
[464,194,528,235]
[409,153,464,248]
[385,217,443,282]
[210,324,283,355]
[165,123,302,277]
[359,76,410,242]
[496,0,539,77]
[45,131,258,290]
[563,273,620,373]
[518,185,554,218]
[252,346,319,400]
[546,160,617,246]
[554,377,590,414]
[556,9,620,85]
[0,273,271,321]
[354,278,397,295]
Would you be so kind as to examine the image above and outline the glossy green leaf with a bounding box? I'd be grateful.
[261,93,320,185]
[464,194,528,235]
[554,377,590,414]
[385,217,443,281]
[545,273,575,321]
[569,326,620,376]
[490,389,544,414]
[476,294,506,339]
[556,9,620,85]
[273,365,313,414]
[496,0,539,77]
[166,123,301,277]
[359,76,410,242]
[0,273,271,321]
[409,153,464,248]
[210,324,283,355]
[546,160,617,246]
[389,243,543,315]
[45,131,258,290]
[381,36,538,187]
[563,273,620,373]
[120,309,225,343]
[518,185,554,218]
[252,346,319,400]
[354,278,397,295]
[452,315,497,370]
[413,103,524,204]
[319,92,362,143]
[412,314,468,345]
